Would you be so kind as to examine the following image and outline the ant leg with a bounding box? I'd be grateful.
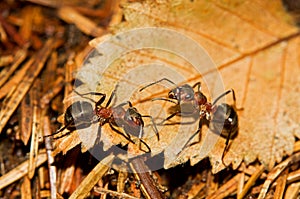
[105,90,117,108]
[109,123,151,153]
[152,97,177,104]
[138,138,151,153]
[212,89,237,107]
[141,115,160,141]
[116,101,133,108]
[182,119,203,149]
[213,89,243,112]
[139,78,177,92]
[159,111,180,125]
[109,123,131,140]
[133,125,151,153]
[192,82,201,92]
[73,90,106,104]
[221,127,233,166]
[212,89,232,106]
[44,120,73,138]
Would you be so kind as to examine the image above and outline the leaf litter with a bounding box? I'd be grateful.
[1,0,300,198]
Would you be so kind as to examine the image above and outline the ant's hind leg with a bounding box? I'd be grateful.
[44,120,73,138]
[229,89,237,110]
[73,90,106,105]
[229,89,244,111]
[192,82,201,92]
[221,129,233,166]
[212,89,239,109]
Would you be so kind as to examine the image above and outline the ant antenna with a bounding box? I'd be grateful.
[139,78,177,92]
[152,97,177,104]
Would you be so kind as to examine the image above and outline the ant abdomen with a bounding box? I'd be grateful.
[64,101,95,130]
[210,103,238,139]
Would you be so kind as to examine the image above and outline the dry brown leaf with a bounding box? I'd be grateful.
[116,0,300,173]
[56,0,300,173]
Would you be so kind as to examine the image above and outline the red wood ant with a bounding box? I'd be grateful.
[47,88,159,153]
[140,78,239,162]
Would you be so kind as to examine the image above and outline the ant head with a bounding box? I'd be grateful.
[125,107,143,125]
[126,107,139,117]
[168,84,195,102]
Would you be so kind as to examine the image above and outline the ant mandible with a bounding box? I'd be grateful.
[140,78,238,162]
[46,87,159,153]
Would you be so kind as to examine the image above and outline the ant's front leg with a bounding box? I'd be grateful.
[141,115,159,141]
[116,101,133,108]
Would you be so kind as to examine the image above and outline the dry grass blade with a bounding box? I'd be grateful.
[207,173,240,199]
[21,176,32,199]
[0,14,27,46]
[237,165,265,199]
[284,182,300,199]
[0,55,13,67]
[0,152,47,190]
[20,89,34,145]
[258,152,300,199]
[0,56,33,99]
[0,49,27,88]
[0,38,55,133]
[69,154,114,199]
[274,168,288,199]
[44,116,57,199]
[57,6,105,37]
[94,187,140,199]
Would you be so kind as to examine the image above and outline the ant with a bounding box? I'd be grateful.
[140,78,239,162]
[46,87,159,153]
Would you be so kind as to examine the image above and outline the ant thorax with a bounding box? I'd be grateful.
[174,100,200,116]
[96,107,113,124]
[199,103,212,121]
